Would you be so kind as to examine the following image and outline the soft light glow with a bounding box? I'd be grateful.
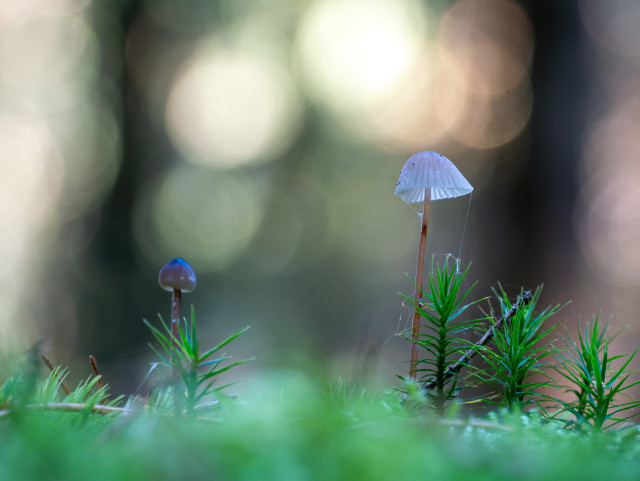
[438,0,533,96]
[0,5,110,346]
[133,166,269,272]
[296,0,427,115]
[436,0,534,149]
[580,176,640,286]
[0,114,62,269]
[0,113,63,337]
[361,59,454,150]
[575,0,640,349]
[165,43,300,168]
[0,0,91,25]
[58,105,122,220]
[444,81,533,149]
[578,100,640,287]
[580,0,640,56]
[346,0,534,151]
[0,13,96,107]
[580,102,640,184]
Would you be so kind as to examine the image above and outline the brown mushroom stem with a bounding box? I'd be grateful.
[171,289,182,360]
[410,188,431,379]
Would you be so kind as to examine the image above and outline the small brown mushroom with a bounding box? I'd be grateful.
[158,258,197,357]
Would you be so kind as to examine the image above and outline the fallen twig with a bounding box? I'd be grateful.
[0,402,134,418]
[0,402,222,423]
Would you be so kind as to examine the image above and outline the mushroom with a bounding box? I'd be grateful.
[395,151,473,379]
[158,258,197,357]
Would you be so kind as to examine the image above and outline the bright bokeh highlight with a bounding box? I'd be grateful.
[165,42,301,168]
[297,0,427,116]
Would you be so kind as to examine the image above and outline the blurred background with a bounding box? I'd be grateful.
[1,0,640,395]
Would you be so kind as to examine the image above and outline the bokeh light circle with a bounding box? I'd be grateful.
[58,104,122,220]
[580,101,640,184]
[0,114,62,269]
[165,44,301,169]
[580,176,640,287]
[445,80,533,149]
[0,13,97,106]
[578,100,640,287]
[134,166,269,272]
[438,0,533,96]
[436,0,534,149]
[580,0,640,57]
[296,0,427,116]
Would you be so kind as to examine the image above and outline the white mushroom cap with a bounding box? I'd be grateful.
[395,151,473,204]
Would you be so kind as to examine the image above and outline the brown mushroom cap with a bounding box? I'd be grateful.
[158,258,197,292]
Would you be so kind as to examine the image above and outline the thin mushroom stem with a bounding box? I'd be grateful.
[158,258,196,388]
[410,187,431,379]
[171,288,182,362]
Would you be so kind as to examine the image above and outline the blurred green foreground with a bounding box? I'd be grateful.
[1,375,639,481]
